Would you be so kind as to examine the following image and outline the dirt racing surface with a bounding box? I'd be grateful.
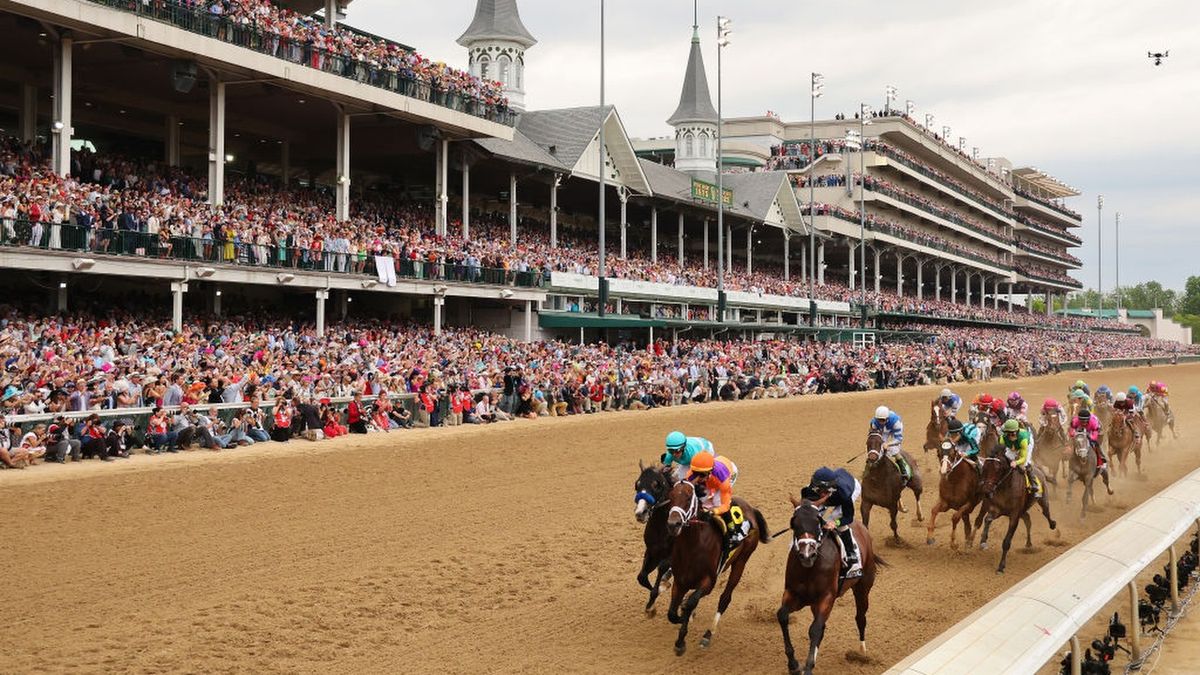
[3,364,1199,674]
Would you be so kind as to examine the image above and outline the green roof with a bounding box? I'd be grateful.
[1126,310,1157,319]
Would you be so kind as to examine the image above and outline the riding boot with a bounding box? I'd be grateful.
[894,455,912,485]
[838,527,862,578]
[1094,443,1107,471]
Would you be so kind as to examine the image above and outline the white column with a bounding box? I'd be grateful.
[1046,289,1053,316]
[207,79,226,206]
[280,140,291,185]
[817,242,826,284]
[703,218,709,270]
[964,273,972,305]
[745,227,753,276]
[57,278,68,312]
[437,139,449,236]
[433,296,445,336]
[650,208,658,263]
[550,174,560,248]
[916,258,924,300]
[324,0,337,28]
[782,232,790,281]
[677,213,684,268]
[935,265,942,301]
[1008,282,1014,310]
[212,287,222,317]
[619,189,628,259]
[315,290,329,337]
[166,115,181,167]
[1027,288,1034,314]
[335,109,350,221]
[726,223,733,273]
[873,248,881,294]
[509,172,518,248]
[847,242,856,290]
[980,275,987,308]
[993,278,1000,309]
[462,152,471,240]
[171,281,188,333]
[524,300,533,342]
[800,243,807,282]
[51,37,73,177]
[950,267,957,303]
[20,84,37,143]
[895,252,904,296]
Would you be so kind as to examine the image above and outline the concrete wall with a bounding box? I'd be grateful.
[1121,309,1193,344]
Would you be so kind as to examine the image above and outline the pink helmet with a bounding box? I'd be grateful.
[1043,398,1059,411]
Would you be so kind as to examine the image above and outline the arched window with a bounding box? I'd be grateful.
[684,132,695,158]
[498,55,511,87]
[515,58,523,89]
[699,132,709,158]
[478,55,491,81]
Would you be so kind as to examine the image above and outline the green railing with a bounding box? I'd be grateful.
[1,220,545,288]
[86,0,516,126]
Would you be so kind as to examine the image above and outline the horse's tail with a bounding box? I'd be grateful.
[874,554,890,568]
[753,508,771,543]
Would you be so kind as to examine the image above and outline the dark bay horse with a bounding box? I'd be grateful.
[1034,414,1069,482]
[1065,432,1112,520]
[923,401,949,453]
[861,431,923,543]
[634,461,675,617]
[777,497,883,675]
[1107,410,1143,477]
[975,456,1057,573]
[664,481,770,655]
[976,421,1000,458]
[926,441,981,549]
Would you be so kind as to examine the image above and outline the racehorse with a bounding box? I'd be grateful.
[663,481,770,655]
[1094,399,1114,450]
[1034,414,1069,482]
[861,430,923,543]
[925,440,982,549]
[1106,410,1143,477]
[923,401,949,453]
[777,497,884,675]
[976,421,1000,458]
[974,455,1057,573]
[633,461,674,617]
[1147,397,1177,446]
[1065,431,1112,520]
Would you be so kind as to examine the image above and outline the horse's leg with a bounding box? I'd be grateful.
[861,500,873,529]
[674,581,711,656]
[910,474,925,522]
[803,596,836,675]
[888,505,900,543]
[962,499,978,546]
[852,579,871,654]
[997,516,1020,574]
[1021,512,1033,549]
[978,512,994,550]
[777,591,803,675]
[1037,491,1057,532]
[701,546,752,649]
[636,549,656,591]
[926,499,946,546]
[645,559,671,617]
[1101,467,1113,496]
[1081,477,1090,520]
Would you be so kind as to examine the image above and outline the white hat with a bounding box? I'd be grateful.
[875,405,890,420]
[1115,391,1127,402]
[940,388,952,399]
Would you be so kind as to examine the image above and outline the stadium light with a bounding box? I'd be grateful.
[716,15,732,322]
[52,120,64,133]
[858,103,873,324]
[942,125,951,140]
[58,281,67,289]
[1097,195,1104,317]
[884,85,897,113]
[808,72,824,326]
[906,100,915,118]
[224,154,235,163]
[215,290,222,297]
[924,113,934,130]
[1115,212,1122,312]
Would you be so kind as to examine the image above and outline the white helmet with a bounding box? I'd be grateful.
[875,405,890,420]
[1115,391,1127,402]
[940,388,953,399]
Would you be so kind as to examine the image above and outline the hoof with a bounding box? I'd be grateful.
[675,644,686,657]
[926,537,935,546]
[996,568,1006,575]
[1049,520,1057,530]
[979,542,989,551]
[700,634,711,649]
[645,607,656,619]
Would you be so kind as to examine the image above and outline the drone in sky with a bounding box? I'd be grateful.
[1148,50,1169,66]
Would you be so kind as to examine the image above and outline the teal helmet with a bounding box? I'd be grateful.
[665,431,686,451]
[1128,386,1140,395]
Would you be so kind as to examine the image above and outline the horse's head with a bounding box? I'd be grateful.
[665,480,698,537]
[1072,431,1091,459]
[979,456,1006,497]
[866,430,884,464]
[787,496,826,568]
[633,461,673,523]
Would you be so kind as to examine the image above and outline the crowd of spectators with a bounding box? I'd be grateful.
[1016,262,1083,287]
[1014,212,1082,244]
[1016,236,1083,266]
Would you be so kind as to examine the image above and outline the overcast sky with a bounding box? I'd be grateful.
[347,0,1198,291]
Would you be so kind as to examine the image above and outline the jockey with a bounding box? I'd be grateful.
[662,431,715,483]
[1070,408,1107,470]
[1070,389,1094,415]
[1094,385,1113,405]
[971,393,994,421]
[1147,381,1175,421]
[803,466,863,578]
[989,398,1008,425]
[1006,391,1029,424]
[687,452,740,546]
[939,388,962,419]
[999,419,1041,498]
[1041,398,1068,428]
[870,406,911,483]
[1127,386,1148,425]
[946,417,981,461]
[1113,392,1144,439]
[1070,379,1091,398]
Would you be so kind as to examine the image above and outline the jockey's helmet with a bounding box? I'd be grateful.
[1128,385,1141,395]
[1002,419,1021,434]
[1097,385,1111,394]
[990,399,1005,414]
[689,452,715,474]
[1074,380,1087,390]
[947,418,964,434]
[1115,391,1127,402]
[811,467,837,492]
[1043,398,1059,411]
[940,388,953,399]
[1070,389,1086,399]
[1078,409,1092,420]
[979,393,993,405]
[1007,392,1023,405]
[874,405,890,420]
[665,431,686,452]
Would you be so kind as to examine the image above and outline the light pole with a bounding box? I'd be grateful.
[716,16,731,322]
[884,85,897,115]
[597,0,606,315]
[808,72,823,322]
[860,104,872,318]
[1115,211,1121,313]
[1097,194,1103,317]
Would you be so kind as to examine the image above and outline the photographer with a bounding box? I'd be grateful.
[46,415,82,463]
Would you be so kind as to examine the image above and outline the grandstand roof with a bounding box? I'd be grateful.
[1011,167,1080,198]
[666,28,719,127]
[457,0,537,48]
[724,171,806,232]
[474,130,566,170]
[518,106,615,169]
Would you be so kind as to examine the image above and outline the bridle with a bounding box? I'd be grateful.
[979,456,1012,497]
[668,481,699,529]
[1072,431,1091,459]
[790,502,824,559]
[865,429,884,464]
[634,470,672,516]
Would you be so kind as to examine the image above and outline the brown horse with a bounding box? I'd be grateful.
[861,431,923,543]
[1034,414,1069,482]
[633,462,675,617]
[1107,410,1143,476]
[976,421,1000,458]
[974,456,1057,573]
[664,481,770,655]
[1065,431,1112,520]
[1094,399,1114,450]
[922,401,949,452]
[778,497,883,675]
[1147,397,1176,446]
[925,440,982,549]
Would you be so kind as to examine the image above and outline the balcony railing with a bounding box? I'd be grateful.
[0,220,544,287]
[859,176,1013,248]
[807,207,1012,271]
[1013,186,1082,221]
[86,0,516,126]
[867,142,1013,221]
[1015,241,1081,267]
[1014,212,1083,245]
